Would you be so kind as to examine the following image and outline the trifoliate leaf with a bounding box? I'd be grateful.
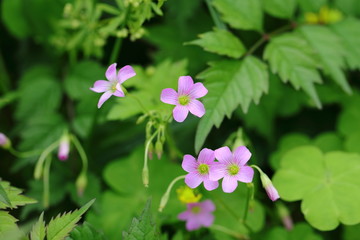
[122,199,159,240]
[46,199,95,240]
[298,25,351,94]
[264,33,322,108]
[273,146,360,230]
[265,222,323,240]
[213,0,263,32]
[195,56,268,152]
[187,28,246,58]
[331,18,360,70]
[30,212,45,240]
[66,222,106,240]
[263,0,297,19]
[0,181,36,209]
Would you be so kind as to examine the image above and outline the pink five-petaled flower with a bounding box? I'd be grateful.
[210,146,254,193]
[178,199,215,231]
[182,148,219,191]
[90,63,136,108]
[160,76,208,122]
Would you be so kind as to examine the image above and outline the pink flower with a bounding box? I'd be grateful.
[178,200,215,231]
[210,146,254,193]
[260,172,280,201]
[58,135,70,161]
[182,148,219,191]
[160,76,207,122]
[0,133,10,149]
[90,63,136,108]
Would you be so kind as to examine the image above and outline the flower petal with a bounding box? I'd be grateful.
[90,80,111,93]
[234,146,252,165]
[178,211,190,220]
[190,82,208,99]
[203,179,219,191]
[236,166,254,183]
[106,63,117,82]
[201,200,216,212]
[188,99,205,118]
[209,163,226,181]
[182,154,198,173]
[198,213,214,227]
[265,184,280,201]
[113,89,125,97]
[185,172,202,188]
[173,105,189,122]
[160,88,178,105]
[214,146,233,164]
[118,65,136,84]
[186,218,201,231]
[222,176,238,193]
[97,91,113,108]
[198,148,215,164]
[178,76,194,95]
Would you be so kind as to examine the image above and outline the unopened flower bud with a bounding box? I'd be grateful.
[155,140,163,159]
[142,167,149,187]
[159,191,170,212]
[0,133,11,149]
[260,172,280,201]
[136,115,147,124]
[58,134,70,161]
[76,173,87,196]
[277,202,293,230]
[148,142,154,160]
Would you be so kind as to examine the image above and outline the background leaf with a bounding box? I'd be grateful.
[263,0,297,19]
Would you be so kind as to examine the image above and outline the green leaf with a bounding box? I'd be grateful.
[263,0,297,19]
[195,56,268,152]
[298,25,351,94]
[30,212,45,240]
[0,181,36,209]
[331,18,360,70]
[46,199,95,240]
[66,222,105,240]
[0,183,11,207]
[343,223,360,240]
[187,28,246,58]
[273,146,360,230]
[334,0,360,16]
[122,199,159,240]
[264,33,322,108]
[1,0,29,38]
[264,222,322,240]
[298,0,327,12]
[213,0,263,31]
[0,211,22,239]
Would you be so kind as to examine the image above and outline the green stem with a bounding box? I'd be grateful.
[210,224,249,240]
[205,0,227,30]
[43,155,52,208]
[0,51,10,93]
[242,183,254,224]
[34,141,59,179]
[109,37,122,65]
[158,175,186,211]
[8,147,42,158]
[70,135,88,174]
[142,129,159,187]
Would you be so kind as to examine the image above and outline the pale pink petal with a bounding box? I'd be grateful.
[106,63,117,82]
[186,218,201,231]
[178,76,194,95]
[160,88,178,105]
[190,82,208,99]
[173,105,189,122]
[214,146,233,164]
[58,139,70,161]
[265,184,280,201]
[203,179,218,191]
[182,154,198,173]
[185,173,202,188]
[188,99,205,118]
[234,146,252,165]
[197,213,214,227]
[113,89,125,97]
[118,65,136,84]
[201,200,216,212]
[90,80,111,93]
[222,176,238,193]
[209,163,226,181]
[198,148,215,164]
[236,166,254,183]
[178,211,190,220]
[97,91,113,108]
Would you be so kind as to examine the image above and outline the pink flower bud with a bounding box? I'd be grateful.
[260,172,280,201]
[0,133,11,149]
[58,135,70,161]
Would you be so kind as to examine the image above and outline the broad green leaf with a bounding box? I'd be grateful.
[298,0,327,12]
[0,181,36,209]
[187,28,246,58]
[30,212,45,240]
[331,18,360,70]
[264,33,322,108]
[66,222,105,240]
[123,199,159,240]
[337,94,360,136]
[1,0,29,38]
[345,132,360,154]
[195,56,268,152]
[263,0,297,19]
[334,0,360,16]
[0,211,22,239]
[298,25,351,94]
[0,183,11,207]
[213,0,263,32]
[273,146,360,230]
[46,199,95,240]
[264,222,322,240]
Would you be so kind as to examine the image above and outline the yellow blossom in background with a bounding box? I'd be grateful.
[176,186,202,204]
[305,6,343,25]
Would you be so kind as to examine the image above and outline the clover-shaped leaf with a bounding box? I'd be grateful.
[273,146,360,230]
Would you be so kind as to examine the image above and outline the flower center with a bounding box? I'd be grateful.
[191,206,201,214]
[228,164,239,176]
[198,163,209,175]
[111,84,117,92]
[178,95,190,106]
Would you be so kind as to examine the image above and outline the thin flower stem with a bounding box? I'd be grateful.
[242,183,254,224]
[43,155,52,208]
[109,37,122,65]
[158,175,186,211]
[205,0,227,30]
[70,135,88,174]
[34,141,59,179]
[8,147,42,158]
[142,129,159,187]
[210,224,249,240]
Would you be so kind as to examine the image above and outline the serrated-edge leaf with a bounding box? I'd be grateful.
[263,0,297,19]
[186,28,246,58]
[46,199,95,240]
[0,182,11,207]
[30,212,45,240]
[0,181,37,209]
[195,56,268,152]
